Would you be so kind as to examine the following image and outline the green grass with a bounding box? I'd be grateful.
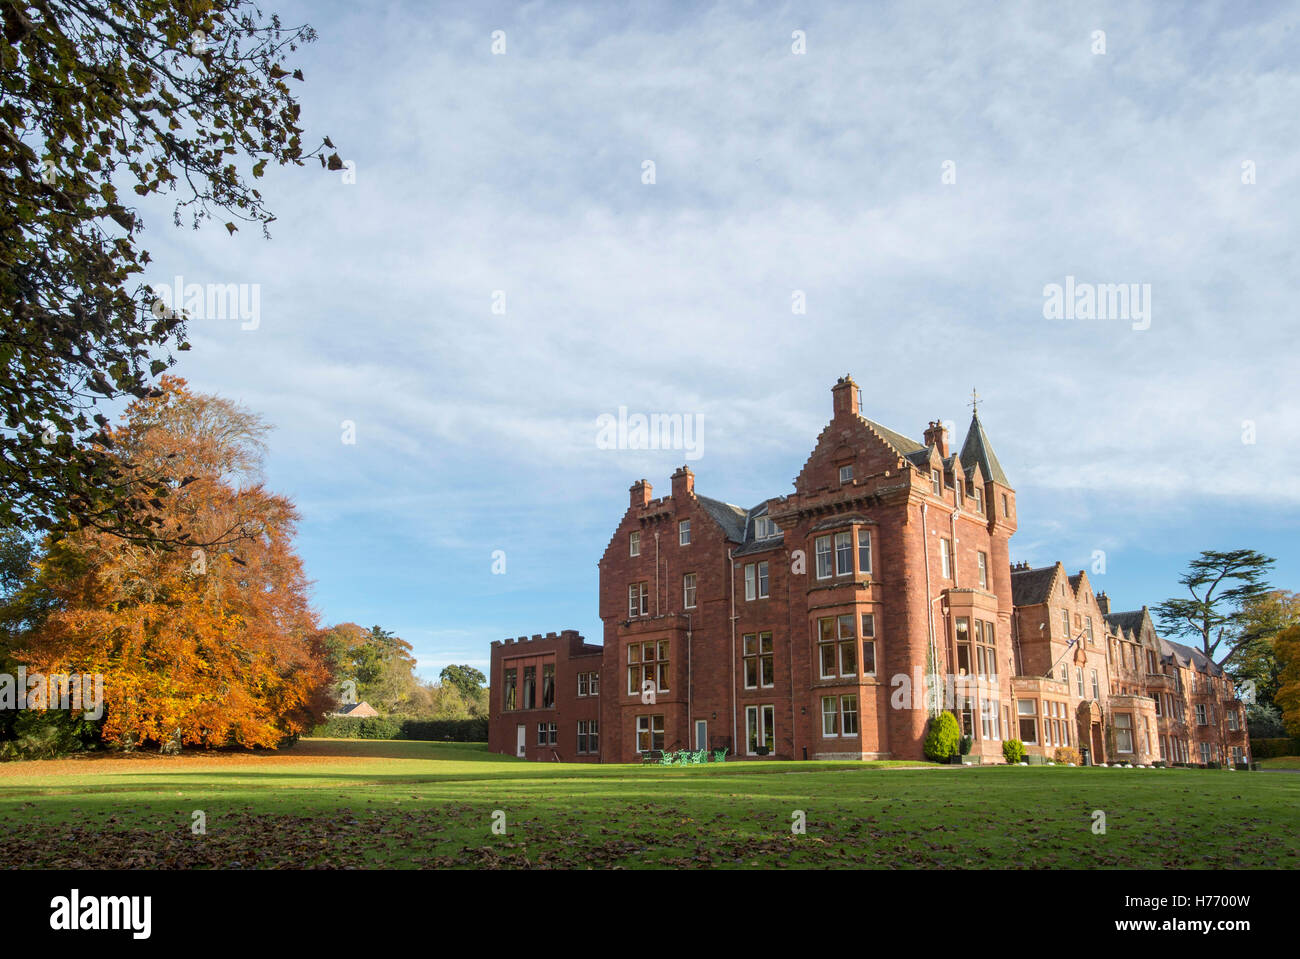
[0,738,1295,869]
[1258,756,1300,770]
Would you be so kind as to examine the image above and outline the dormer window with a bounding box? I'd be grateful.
[931,470,941,495]
[754,516,781,539]
[839,464,854,484]
[972,487,983,513]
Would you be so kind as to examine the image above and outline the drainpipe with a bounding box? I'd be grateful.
[686,612,693,748]
[654,531,661,616]
[729,547,738,753]
[921,502,938,717]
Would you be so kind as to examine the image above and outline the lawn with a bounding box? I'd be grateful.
[0,739,1295,869]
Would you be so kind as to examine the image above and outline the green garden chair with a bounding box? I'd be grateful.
[693,749,708,764]
[712,748,727,763]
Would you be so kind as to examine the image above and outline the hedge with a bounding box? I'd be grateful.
[309,716,488,742]
[1249,736,1300,759]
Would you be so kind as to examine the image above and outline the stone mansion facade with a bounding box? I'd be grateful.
[488,376,1251,766]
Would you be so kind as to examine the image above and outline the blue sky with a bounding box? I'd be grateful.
[132,0,1300,678]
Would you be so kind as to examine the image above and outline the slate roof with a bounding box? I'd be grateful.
[857,415,926,458]
[1104,610,1147,636]
[696,495,749,543]
[1010,564,1059,606]
[959,412,1009,486]
[1162,638,1225,677]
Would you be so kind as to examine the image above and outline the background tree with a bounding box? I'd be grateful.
[1274,625,1300,736]
[1,0,337,540]
[1153,549,1275,663]
[320,622,417,713]
[439,664,485,700]
[1223,589,1300,710]
[9,377,332,748]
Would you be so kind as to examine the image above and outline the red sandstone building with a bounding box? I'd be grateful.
[488,377,1250,766]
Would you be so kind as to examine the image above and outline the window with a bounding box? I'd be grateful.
[626,640,669,695]
[578,672,588,697]
[754,515,780,539]
[745,704,775,755]
[981,697,1000,740]
[577,720,599,754]
[818,615,856,679]
[861,613,876,675]
[577,671,599,697]
[815,535,832,579]
[839,464,853,484]
[1075,667,1084,697]
[628,582,649,618]
[1114,713,1133,753]
[542,664,555,708]
[955,617,971,675]
[841,695,859,735]
[1002,493,1009,517]
[1090,669,1099,700]
[939,537,952,579]
[1195,703,1207,726]
[857,529,872,575]
[522,665,536,709]
[972,487,983,514]
[503,668,517,710]
[743,632,774,688]
[1084,616,1094,645]
[931,470,942,495]
[537,723,547,746]
[1018,700,1038,744]
[636,715,664,753]
[745,562,769,600]
[1059,608,1069,640]
[977,551,988,589]
[683,572,697,609]
[835,531,853,576]
[821,696,839,736]
[1199,742,1212,765]
[757,561,769,598]
[679,519,691,545]
[629,531,640,556]
[1227,708,1239,731]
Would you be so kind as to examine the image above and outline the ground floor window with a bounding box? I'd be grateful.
[746,704,775,755]
[1199,741,1212,764]
[1017,700,1038,744]
[841,695,859,735]
[577,720,599,754]
[981,698,1000,740]
[1231,746,1245,765]
[821,696,839,736]
[1114,713,1133,754]
[636,715,664,753]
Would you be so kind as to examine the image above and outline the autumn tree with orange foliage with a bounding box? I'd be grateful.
[12,377,332,749]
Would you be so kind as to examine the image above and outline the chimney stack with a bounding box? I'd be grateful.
[630,479,652,508]
[1096,591,1110,615]
[923,420,949,458]
[831,375,860,417]
[671,465,695,499]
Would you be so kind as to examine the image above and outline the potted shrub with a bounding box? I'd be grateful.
[923,711,961,763]
[1002,739,1026,765]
